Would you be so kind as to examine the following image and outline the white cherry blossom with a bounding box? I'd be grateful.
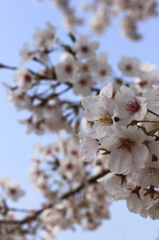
[98,172,126,193]
[126,191,143,214]
[141,197,159,220]
[132,160,159,188]
[33,22,56,49]
[100,126,149,174]
[83,96,119,138]
[6,89,31,110]
[58,156,85,180]
[78,132,99,165]
[55,53,77,83]
[115,85,147,125]
[73,72,95,96]
[73,34,99,59]
[118,56,141,76]
[94,52,112,82]
[19,43,37,65]
[14,69,33,92]
[135,72,158,93]
[143,85,159,120]
[3,180,25,202]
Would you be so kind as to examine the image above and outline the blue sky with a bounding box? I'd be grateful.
[0,0,159,239]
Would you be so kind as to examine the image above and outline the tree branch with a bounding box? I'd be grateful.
[0,169,110,226]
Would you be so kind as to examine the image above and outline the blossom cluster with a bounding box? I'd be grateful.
[4,20,159,136]
[79,79,159,220]
[0,135,110,239]
[30,135,109,192]
[3,23,113,135]
[1,6,159,239]
[0,178,25,202]
[40,0,158,40]
[81,0,158,39]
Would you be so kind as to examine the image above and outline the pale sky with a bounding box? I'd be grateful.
[0,0,159,239]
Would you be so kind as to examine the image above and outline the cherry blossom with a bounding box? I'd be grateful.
[33,22,56,49]
[2,2,159,238]
[55,53,77,83]
[19,43,37,65]
[100,126,149,174]
[118,56,141,77]
[14,69,33,92]
[0,179,25,202]
[73,35,99,59]
[73,72,95,96]
[115,85,147,125]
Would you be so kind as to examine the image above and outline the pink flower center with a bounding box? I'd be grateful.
[125,64,132,71]
[100,69,107,76]
[36,169,42,176]
[46,149,52,155]
[81,45,89,53]
[17,94,24,100]
[79,79,87,86]
[28,51,34,57]
[82,64,89,71]
[83,162,89,166]
[139,80,147,88]
[65,65,73,73]
[54,147,60,152]
[70,150,78,156]
[66,163,73,170]
[24,74,32,83]
[9,188,17,195]
[116,138,133,152]
[125,100,140,114]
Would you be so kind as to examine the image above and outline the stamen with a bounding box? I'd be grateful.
[98,112,113,125]
[116,138,133,152]
[144,167,159,177]
[125,100,140,114]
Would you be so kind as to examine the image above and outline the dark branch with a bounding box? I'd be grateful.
[0,169,110,226]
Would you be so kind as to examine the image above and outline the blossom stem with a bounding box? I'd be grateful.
[148,109,159,118]
[137,125,148,135]
[147,127,159,135]
[136,120,159,124]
